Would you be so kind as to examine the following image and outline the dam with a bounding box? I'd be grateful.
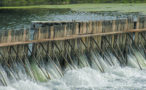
[0,16,146,89]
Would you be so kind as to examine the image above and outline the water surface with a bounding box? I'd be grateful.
[0,8,141,30]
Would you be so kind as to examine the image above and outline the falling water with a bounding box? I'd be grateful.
[0,44,146,90]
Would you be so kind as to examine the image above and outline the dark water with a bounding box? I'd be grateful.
[0,8,142,30]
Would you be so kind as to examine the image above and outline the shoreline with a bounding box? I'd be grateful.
[0,3,146,14]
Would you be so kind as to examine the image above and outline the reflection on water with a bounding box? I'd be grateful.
[0,8,141,30]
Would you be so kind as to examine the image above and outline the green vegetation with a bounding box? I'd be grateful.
[1,0,146,6]
[0,4,146,14]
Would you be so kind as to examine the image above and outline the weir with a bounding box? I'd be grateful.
[0,16,146,86]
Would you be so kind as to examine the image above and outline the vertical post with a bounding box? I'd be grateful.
[125,19,128,31]
[8,30,11,42]
[64,24,67,37]
[112,20,116,32]
[61,23,64,37]
[46,26,49,39]
[98,21,103,33]
[122,19,128,49]
[96,21,99,33]
[23,29,26,41]
[83,22,87,34]
[112,20,116,48]
[75,22,79,35]
[88,21,92,34]
[118,21,121,32]
[136,18,140,29]
[98,21,102,48]
[12,30,15,42]
[50,25,54,39]
[79,22,83,34]
[135,17,140,46]
[38,27,41,40]
[92,21,96,34]
[3,31,7,43]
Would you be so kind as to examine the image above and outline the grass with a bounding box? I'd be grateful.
[0,3,146,14]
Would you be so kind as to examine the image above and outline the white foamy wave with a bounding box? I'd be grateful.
[1,67,146,90]
[62,67,107,88]
[0,80,48,90]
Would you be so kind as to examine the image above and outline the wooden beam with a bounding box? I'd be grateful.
[0,28,146,47]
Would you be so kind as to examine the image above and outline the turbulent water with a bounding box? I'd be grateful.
[1,67,146,90]
[0,48,146,90]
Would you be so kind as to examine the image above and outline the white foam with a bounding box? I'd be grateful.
[1,67,146,90]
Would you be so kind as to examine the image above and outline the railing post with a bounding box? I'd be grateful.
[8,30,12,42]
[75,22,79,35]
[50,25,54,39]
[64,24,67,37]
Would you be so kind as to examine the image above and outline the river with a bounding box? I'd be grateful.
[0,8,146,90]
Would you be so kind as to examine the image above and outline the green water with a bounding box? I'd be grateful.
[0,8,142,30]
[1,4,146,14]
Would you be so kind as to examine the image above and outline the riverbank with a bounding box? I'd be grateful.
[0,3,146,14]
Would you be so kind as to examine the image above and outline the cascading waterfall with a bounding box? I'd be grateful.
[0,43,146,89]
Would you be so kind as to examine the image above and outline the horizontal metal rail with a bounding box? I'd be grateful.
[0,28,146,47]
